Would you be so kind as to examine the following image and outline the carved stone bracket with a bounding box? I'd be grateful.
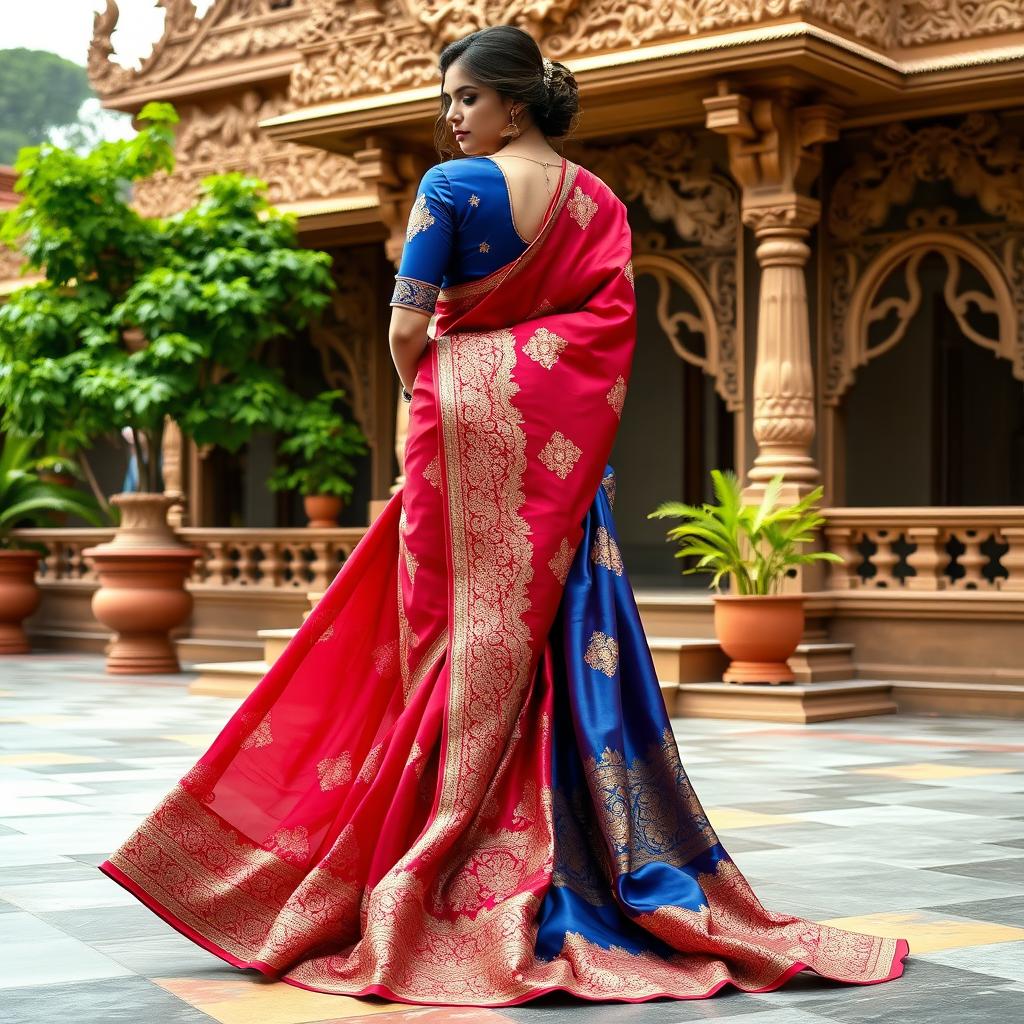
[355,141,433,268]
[706,87,841,498]
[576,130,743,412]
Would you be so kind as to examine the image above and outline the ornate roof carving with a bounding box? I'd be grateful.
[89,0,310,99]
[89,2,1024,109]
[129,87,361,218]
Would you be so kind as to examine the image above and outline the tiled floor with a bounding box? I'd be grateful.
[2,652,1023,1024]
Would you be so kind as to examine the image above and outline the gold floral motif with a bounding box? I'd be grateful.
[529,297,555,318]
[633,858,901,988]
[590,526,624,576]
[391,275,440,314]
[106,777,901,1002]
[522,326,568,370]
[316,752,352,791]
[551,786,612,907]
[538,430,582,479]
[407,630,448,709]
[406,741,426,778]
[405,192,434,242]
[180,761,216,804]
[568,185,598,229]
[404,544,419,586]
[585,726,718,875]
[606,375,626,418]
[371,639,397,677]
[265,824,310,865]
[548,536,575,585]
[316,623,335,643]
[479,241,491,253]
[423,453,441,489]
[623,259,635,289]
[584,630,619,677]
[240,709,273,750]
[397,534,419,700]
[432,325,534,836]
[356,742,384,784]
[468,193,480,207]
[601,470,616,508]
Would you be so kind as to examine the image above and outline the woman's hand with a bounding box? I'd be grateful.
[389,306,432,394]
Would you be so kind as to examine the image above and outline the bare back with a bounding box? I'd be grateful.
[486,152,565,244]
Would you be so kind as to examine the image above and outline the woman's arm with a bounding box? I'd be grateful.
[389,306,432,393]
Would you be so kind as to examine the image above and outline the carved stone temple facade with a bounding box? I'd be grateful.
[4,0,1024,719]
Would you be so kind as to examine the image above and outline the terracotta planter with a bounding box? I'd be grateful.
[83,493,200,675]
[0,549,42,654]
[303,494,343,528]
[713,593,805,685]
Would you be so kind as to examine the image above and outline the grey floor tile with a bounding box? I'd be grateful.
[0,912,133,988]
[1,976,216,1024]
[925,858,1024,884]
[795,960,1022,1024]
[922,894,1024,929]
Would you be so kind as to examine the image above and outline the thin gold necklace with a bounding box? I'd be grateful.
[490,152,564,193]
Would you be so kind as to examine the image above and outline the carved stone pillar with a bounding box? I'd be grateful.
[705,87,840,503]
[161,416,186,528]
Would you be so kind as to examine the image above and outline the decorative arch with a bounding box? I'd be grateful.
[631,252,740,411]
[832,229,1022,404]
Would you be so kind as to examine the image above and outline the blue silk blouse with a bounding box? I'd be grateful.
[389,157,531,315]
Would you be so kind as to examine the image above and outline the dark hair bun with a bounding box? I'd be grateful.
[537,60,579,139]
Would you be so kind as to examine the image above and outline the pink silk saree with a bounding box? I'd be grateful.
[100,158,908,1005]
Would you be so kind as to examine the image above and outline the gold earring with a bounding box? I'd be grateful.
[500,106,521,139]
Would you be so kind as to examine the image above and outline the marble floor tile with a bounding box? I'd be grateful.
[2,976,214,1024]
[0,911,133,988]
[3,653,1024,1024]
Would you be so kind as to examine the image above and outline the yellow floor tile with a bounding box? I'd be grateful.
[853,763,1018,781]
[154,977,408,1024]
[0,751,102,765]
[161,734,218,747]
[0,714,76,725]
[822,910,1024,953]
[705,807,799,830]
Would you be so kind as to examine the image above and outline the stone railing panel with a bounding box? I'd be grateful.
[11,526,369,592]
[824,509,1023,591]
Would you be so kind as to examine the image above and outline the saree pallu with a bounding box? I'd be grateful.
[100,159,908,1005]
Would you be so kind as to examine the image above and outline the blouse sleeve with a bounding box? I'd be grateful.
[390,164,454,315]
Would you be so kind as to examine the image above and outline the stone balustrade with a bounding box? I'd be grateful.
[10,526,369,591]
[824,508,1024,591]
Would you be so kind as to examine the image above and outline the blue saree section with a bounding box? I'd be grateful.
[537,465,732,961]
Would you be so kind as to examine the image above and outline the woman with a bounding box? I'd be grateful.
[99,25,909,1006]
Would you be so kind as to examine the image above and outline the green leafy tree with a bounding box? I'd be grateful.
[268,390,369,501]
[0,101,341,502]
[0,49,94,164]
[648,470,843,595]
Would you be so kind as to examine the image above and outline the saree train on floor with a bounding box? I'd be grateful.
[100,158,910,1006]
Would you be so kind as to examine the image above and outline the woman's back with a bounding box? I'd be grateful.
[390,154,564,313]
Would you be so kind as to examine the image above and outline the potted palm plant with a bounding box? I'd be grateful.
[649,470,842,684]
[268,390,369,527]
[0,434,106,653]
